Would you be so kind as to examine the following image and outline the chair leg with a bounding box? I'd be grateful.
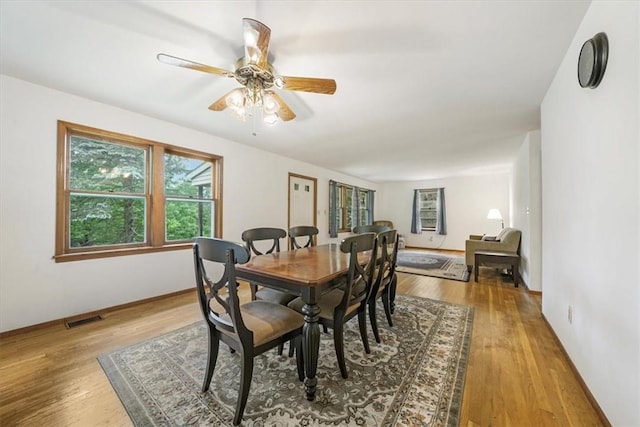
[322,325,328,334]
[368,299,381,343]
[288,340,295,358]
[357,309,371,354]
[295,337,304,381]
[333,322,348,379]
[249,283,258,301]
[234,352,254,426]
[277,343,284,355]
[389,274,397,314]
[202,329,220,393]
[382,288,393,327]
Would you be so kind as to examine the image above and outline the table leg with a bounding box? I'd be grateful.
[301,301,321,401]
[474,261,479,282]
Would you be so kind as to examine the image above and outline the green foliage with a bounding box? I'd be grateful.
[166,200,213,241]
[68,137,213,247]
[70,196,145,247]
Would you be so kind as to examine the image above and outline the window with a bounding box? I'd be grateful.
[55,121,222,262]
[358,190,370,226]
[336,184,354,232]
[419,188,438,230]
[329,180,374,236]
[411,187,446,235]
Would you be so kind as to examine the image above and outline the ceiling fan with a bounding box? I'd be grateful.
[157,18,337,124]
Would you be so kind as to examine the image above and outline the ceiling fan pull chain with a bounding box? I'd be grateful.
[252,108,258,137]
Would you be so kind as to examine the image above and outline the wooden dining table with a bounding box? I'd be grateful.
[235,243,357,401]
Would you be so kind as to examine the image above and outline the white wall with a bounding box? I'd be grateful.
[0,75,376,332]
[376,173,511,251]
[541,1,639,425]
[512,130,542,291]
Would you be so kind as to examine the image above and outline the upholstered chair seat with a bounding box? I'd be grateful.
[213,300,305,347]
[288,279,366,321]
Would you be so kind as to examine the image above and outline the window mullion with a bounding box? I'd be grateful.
[150,146,165,247]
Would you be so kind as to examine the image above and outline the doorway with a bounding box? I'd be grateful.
[288,173,317,248]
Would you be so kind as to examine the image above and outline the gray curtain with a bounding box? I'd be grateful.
[436,187,447,235]
[411,189,421,234]
[329,180,338,237]
[352,187,360,229]
[368,190,375,224]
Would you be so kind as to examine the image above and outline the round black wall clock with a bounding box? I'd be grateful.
[577,32,608,89]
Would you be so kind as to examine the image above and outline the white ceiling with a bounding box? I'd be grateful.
[0,0,590,182]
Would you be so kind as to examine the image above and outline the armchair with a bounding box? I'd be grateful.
[465,227,522,272]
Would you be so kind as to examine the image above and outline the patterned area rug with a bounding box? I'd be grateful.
[98,295,473,426]
[396,251,470,282]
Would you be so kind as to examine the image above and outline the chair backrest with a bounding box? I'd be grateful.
[498,228,522,253]
[373,229,399,293]
[373,220,394,229]
[241,227,287,256]
[352,224,390,234]
[288,225,319,249]
[193,237,252,345]
[339,232,378,309]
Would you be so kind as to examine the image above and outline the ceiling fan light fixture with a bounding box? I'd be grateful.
[263,112,279,125]
[262,92,279,114]
[225,89,248,121]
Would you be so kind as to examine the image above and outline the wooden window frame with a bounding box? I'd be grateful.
[55,121,223,262]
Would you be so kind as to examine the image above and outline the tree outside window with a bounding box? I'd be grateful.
[419,188,438,231]
[359,190,370,226]
[336,184,354,232]
[56,121,222,262]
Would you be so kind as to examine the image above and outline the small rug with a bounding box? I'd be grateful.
[98,295,473,426]
[396,251,470,282]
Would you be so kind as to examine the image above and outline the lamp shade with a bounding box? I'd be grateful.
[487,209,503,220]
[487,208,504,229]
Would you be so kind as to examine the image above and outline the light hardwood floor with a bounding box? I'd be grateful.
[0,264,604,426]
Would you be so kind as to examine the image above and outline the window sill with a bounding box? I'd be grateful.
[54,243,192,263]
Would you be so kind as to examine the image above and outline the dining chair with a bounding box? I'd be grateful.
[193,237,305,426]
[288,232,378,379]
[352,224,390,234]
[368,229,399,343]
[241,227,297,305]
[288,225,319,249]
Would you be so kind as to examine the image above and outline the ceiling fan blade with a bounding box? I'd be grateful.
[208,93,229,111]
[243,18,270,68]
[277,76,337,95]
[157,53,234,77]
[266,91,296,121]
